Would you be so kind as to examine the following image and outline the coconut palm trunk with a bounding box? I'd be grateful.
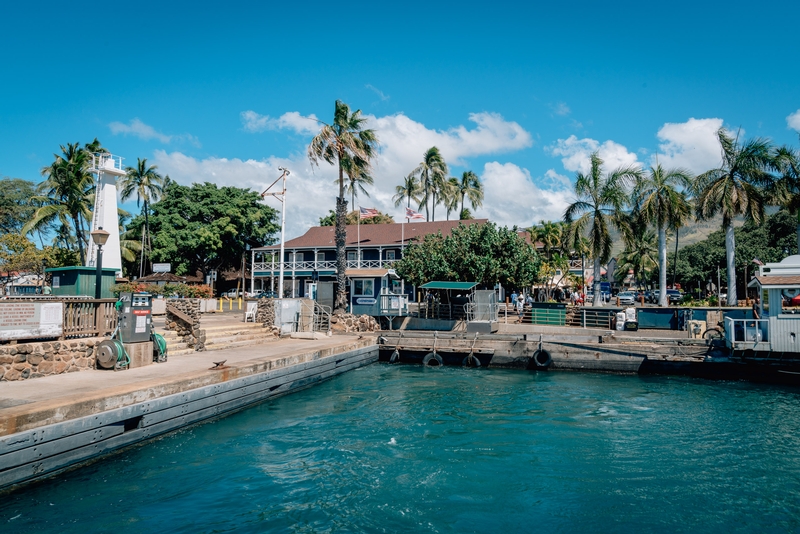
[725,222,737,304]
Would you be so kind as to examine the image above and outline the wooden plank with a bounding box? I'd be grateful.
[166,304,193,325]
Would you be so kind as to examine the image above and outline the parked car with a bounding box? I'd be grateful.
[617,291,637,305]
[253,290,278,299]
[667,289,683,304]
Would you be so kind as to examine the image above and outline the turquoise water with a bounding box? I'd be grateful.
[3,366,800,533]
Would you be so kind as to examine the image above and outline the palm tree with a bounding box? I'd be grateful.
[634,164,693,306]
[308,100,378,311]
[616,211,658,290]
[392,173,422,210]
[120,158,164,278]
[774,142,800,251]
[25,143,95,264]
[414,147,447,221]
[530,220,563,260]
[457,171,484,218]
[340,154,374,210]
[442,177,460,220]
[695,128,776,305]
[564,152,641,306]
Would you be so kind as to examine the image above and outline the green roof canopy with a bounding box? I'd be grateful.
[420,281,478,290]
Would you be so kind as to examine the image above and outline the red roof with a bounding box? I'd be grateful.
[255,219,488,250]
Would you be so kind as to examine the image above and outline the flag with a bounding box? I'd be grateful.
[752,258,764,266]
[359,206,379,219]
[405,207,425,221]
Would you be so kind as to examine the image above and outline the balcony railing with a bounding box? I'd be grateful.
[253,259,397,273]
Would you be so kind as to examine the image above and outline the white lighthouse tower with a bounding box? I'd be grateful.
[86,152,125,275]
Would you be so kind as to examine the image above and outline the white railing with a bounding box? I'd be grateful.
[253,258,397,272]
[724,317,769,348]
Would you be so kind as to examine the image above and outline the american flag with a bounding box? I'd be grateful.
[405,207,425,221]
[359,206,379,219]
[752,258,764,266]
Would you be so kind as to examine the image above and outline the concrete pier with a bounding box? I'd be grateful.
[0,334,377,492]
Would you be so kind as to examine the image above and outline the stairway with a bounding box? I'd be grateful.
[156,322,277,357]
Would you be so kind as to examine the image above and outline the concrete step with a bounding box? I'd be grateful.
[166,336,277,357]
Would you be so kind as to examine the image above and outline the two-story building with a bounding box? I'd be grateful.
[251,219,487,312]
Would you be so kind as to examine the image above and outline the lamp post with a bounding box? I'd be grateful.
[90,227,110,299]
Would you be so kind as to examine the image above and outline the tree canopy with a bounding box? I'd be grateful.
[0,178,37,235]
[131,182,279,276]
[318,209,394,226]
[394,222,540,289]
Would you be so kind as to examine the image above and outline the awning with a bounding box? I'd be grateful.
[346,269,391,278]
[420,281,478,290]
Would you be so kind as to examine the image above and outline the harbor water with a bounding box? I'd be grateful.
[3,365,800,533]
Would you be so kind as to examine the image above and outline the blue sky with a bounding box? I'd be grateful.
[2,1,799,239]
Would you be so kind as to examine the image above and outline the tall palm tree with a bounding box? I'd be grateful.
[442,177,460,220]
[634,164,693,306]
[695,128,776,305]
[457,170,484,218]
[392,172,422,210]
[774,142,800,251]
[24,143,95,264]
[564,152,641,306]
[414,147,447,221]
[120,158,164,278]
[308,100,378,311]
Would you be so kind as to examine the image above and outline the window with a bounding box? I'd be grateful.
[289,252,302,263]
[347,251,356,261]
[316,252,325,262]
[353,279,374,297]
[386,250,396,260]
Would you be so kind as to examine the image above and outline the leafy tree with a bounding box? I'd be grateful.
[134,182,279,277]
[774,141,800,251]
[308,100,378,311]
[120,158,164,278]
[413,146,448,221]
[0,178,37,235]
[456,170,484,217]
[25,143,95,264]
[443,177,460,220]
[634,164,693,306]
[529,220,564,260]
[563,152,641,305]
[0,234,79,287]
[392,172,422,209]
[695,128,776,305]
[616,211,658,289]
[319,209,394,226]
[394,222,540,289]
[341,154,374,209]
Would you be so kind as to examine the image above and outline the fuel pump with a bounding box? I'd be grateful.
[96,292,166,369]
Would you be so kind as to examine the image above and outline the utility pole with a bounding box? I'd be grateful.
[261,168,290,298]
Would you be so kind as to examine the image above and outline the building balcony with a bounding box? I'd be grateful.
[253,259,397,274]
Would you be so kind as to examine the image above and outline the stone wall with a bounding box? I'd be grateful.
[255,298,281,336]
[330,313,380,333]
[0,339,100,381]
[165,298,206,351]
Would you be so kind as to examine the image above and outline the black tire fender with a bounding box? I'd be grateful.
[389,350,400,363]
[462,353,481,368]
[528,349,552,370]
[423,352,443,367]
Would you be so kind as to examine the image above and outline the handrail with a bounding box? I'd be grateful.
[724,316,769,346]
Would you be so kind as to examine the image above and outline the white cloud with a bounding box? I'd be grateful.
[654,118,724,174]
[548,135,639,175]
[109,118,200,147]
[365,84,390,101]
[787,109,800,132]
[154,110,539,238]
[551,102,570,116]
[476,162,571,228]
[240,110,319,135]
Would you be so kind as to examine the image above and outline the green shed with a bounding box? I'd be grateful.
[46,266,117,299]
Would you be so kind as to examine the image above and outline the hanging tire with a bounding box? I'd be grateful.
[389,350,400,363]
[527,349,552,370]
[462,353,481,368]
[423,352,443,366]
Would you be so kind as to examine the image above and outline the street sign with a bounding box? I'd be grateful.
[153,263,171,273]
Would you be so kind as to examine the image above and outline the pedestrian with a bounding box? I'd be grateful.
[752,297,760,320]
[516,294,525,321]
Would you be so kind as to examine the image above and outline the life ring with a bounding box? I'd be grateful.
[527,349,552,370]
[389,350,400,363]
[462,353,481,368]
[783,288,800,299]
[423,352,443,366]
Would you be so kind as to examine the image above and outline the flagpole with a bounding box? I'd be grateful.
[357,207,361,269]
